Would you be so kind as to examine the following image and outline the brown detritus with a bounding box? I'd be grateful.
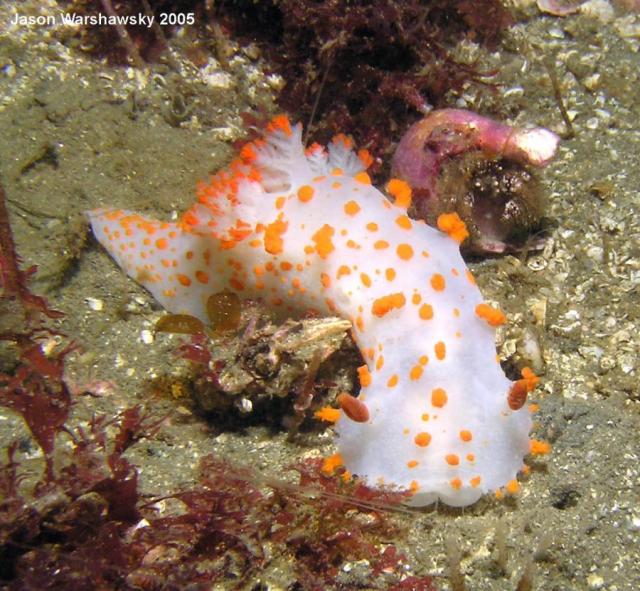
[172,303,360,426]
[494,516,509,574]
[155,312,206,334]
[206,290,241,332]
[589,179,615,200]
[287,348,325,436]
[513,524,553,591]
[99,0,145,67]
[543,56,575,139]
[388,575,439,590]
[60,0,193,65]
[445,532,467,591]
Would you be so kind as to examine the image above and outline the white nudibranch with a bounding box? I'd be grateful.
[87,115,548,507]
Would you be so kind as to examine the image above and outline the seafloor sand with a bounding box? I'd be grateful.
[1,1,639,589]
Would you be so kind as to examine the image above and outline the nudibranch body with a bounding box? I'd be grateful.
[88,115,536,507]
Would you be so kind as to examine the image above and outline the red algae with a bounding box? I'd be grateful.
[218,0,513,162]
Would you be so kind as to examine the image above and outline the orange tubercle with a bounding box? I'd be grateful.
[386,179,412,209]
[437,212,469,244]
[505,479,520,495]
[266,114,293,136]
[475,303,507,327]
[358,148,374,169]
[529,439,551,455]
[314,406,341,423]
[357,364,372,388]
[507,380,529,411]
[337,393,370,423]
[521,367,540,390]
[508,367,540,410]
[321,453,344,475]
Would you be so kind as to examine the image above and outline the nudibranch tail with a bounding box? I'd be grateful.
[87,208,228,321]
[87,114,542,508]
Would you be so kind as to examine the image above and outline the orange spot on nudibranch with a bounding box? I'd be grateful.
[396,243,414,260]
[460,430,473,442]
[434,341,446,360]
[297,185,315,202]
[414,432,432,447]
[466,269,476,285]
[337,265,351,278]
[229,278,245,291]
[312,224,335,259]
[409,365,423,381]
[371,293,406,317]
[419,304,433,320]
[357,365,372,388]
[195,270,209,284]
[264,219,288,255]
[445,454,460,466]
[430,273,445,291]
[344,200,361,216]
[353,171,371,185]
[396,215,412,230]
[240,143,258,162]
[431,388,448,408]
